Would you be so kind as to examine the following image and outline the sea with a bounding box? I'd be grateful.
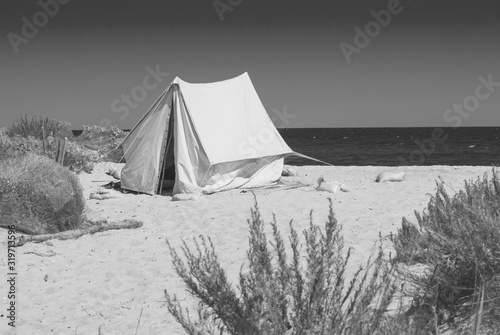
[280,127,500,166]
[73,127,499,166]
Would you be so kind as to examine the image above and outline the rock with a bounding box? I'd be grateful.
[375,171,405,182]
[317,182,340,193]
[316,177,350,193]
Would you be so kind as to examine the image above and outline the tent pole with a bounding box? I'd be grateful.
[156,94,174,194]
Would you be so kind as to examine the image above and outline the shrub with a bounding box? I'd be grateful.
[5,114,73,140]
[0,131,45,158]
[392,169,500,333]
[165,198,404,335]
[0,133,99,173]
[1,117,127,172]
[0,153,86,234]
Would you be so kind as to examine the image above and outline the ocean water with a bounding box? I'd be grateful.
[280,127,500,166]
[73,127,499,166]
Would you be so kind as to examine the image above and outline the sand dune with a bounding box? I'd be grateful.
[0,163,492,334]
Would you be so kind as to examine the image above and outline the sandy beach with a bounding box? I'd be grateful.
[0,163,494,334]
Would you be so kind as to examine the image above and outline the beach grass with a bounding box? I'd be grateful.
[392,169,500,334]
[165,198,432,335]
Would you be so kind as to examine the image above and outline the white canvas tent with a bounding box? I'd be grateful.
[119,72,297,195]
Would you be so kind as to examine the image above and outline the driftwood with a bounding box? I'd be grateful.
[24,251,57,257]
[14,219,143,247]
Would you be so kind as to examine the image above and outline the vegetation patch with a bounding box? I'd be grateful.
[392,169,500,333]
[165,198,408,335]
[0,116,127,172]
[4,114,73,140]
[0,153,85,234]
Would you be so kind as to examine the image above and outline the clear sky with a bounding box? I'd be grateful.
[1,0,499,129]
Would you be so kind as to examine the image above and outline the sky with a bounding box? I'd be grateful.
[1,0,499,129]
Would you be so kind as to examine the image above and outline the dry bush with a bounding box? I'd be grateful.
[0,133,99,173]
[0,153,86,234]
[1,117,127,172]
[0,133,43,158]
[392,169,500,333]
[5,114,73,140]
[164,198,419,335]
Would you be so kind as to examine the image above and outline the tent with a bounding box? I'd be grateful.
[119,72,305,195]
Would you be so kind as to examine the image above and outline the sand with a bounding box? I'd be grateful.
[0,163,494,334]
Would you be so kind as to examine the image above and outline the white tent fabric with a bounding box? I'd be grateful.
[119,72,294,195]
